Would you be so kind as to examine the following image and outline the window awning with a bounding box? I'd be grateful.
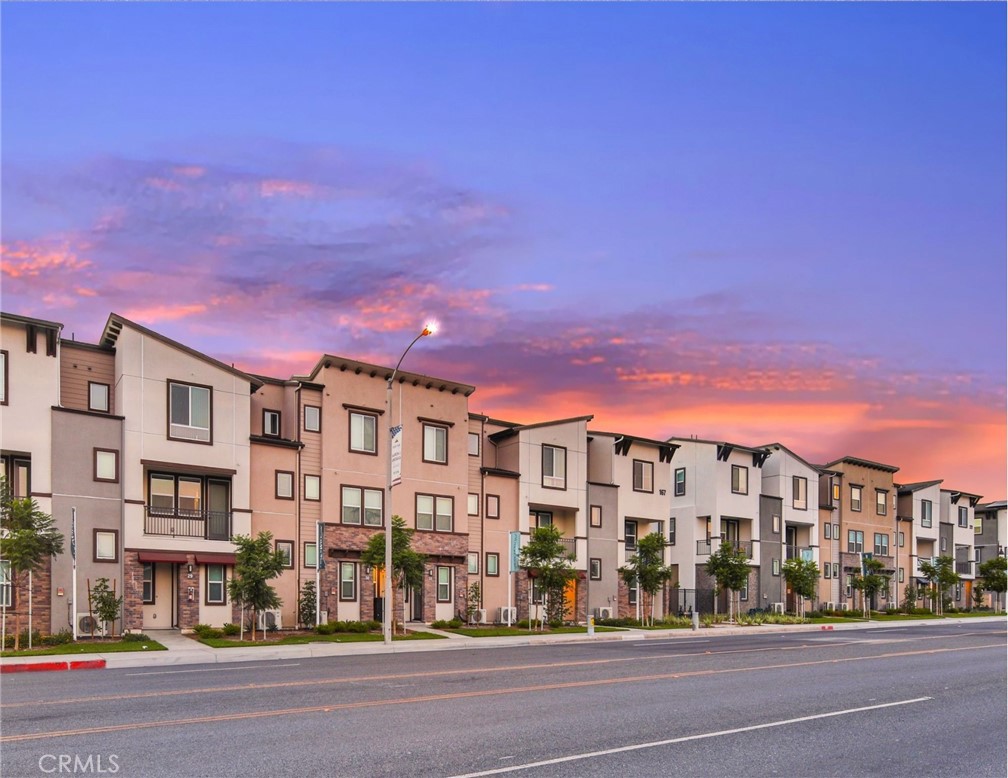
[195,552,236,566]
[137,551,189,564]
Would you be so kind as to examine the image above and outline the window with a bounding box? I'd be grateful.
[772,559,780,576]
[898,531,905,548]
[772,515,781,534]
[340,562,356,601]
[824,523,832,540]
[467,552,479,575]
[342,486,383,526]
[958,506,969,528]
[845,574,853,598]
[792,476,807,510]
[206,565,226,604]
[833,524,839,540]
[531,579,546,605]
[832,563,839,578]
[304,542,317,568]
[542,445,566,489]
[0,350,7,405]
[731,465,748,495]
[275,471,294,500]
[416,494,453,532]
[847,530,864,553]
[89,382,110,413]
[468,432,480,457]
[437,566,452,603]
[921,500,933,528]
[142,562,154,604]
[669,517,676,546]
[628,580,638,606]
[832,482,841,503]
[94,529,118,562]
[590,505,602,528]
[423,423,448,464]
[534,512,553,528]
[823,562,831,579]
[590,558,602,580]
[975,516,983,535]
[625,520,638,550]
[263,409,281,437]
[850,486,862,512]
[486,553,500,577]
[168,381,211,442]
[899,567,905,583]
[940,537,947,552]
[876,490,887,516]
[304,405,321,433]
[739,583,748,601]
[276,540,294,568]
[94,448,118,482]
[349,411,377,454]
[874,533,889,557]
[468,494,480,516]
[633,460,654,493]
[674,467,686,496]
[486,494,500,519]
[304,474,320,501]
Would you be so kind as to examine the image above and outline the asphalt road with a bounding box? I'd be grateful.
[2,622,1005,778]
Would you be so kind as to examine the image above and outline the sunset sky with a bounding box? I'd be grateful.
[2,3,1005,499]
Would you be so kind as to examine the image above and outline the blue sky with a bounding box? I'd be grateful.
[2,2,1005,496]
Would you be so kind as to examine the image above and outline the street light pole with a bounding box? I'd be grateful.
[384,324,436,646]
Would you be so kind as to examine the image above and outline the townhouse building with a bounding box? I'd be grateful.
[939,488,982,608]
[817,467,843,607]
[896,481,943,608]
[974,501,1006,608]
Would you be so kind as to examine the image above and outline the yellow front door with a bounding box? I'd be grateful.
[563,579,577,622]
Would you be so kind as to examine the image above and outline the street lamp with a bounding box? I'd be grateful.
[384,322,437,645]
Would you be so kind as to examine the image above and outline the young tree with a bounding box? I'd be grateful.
[464,581,482,625]
[902,582,919,614]
[90,577,123,638]
[228,531,286,641]
[520,525,577,629]
[851,557,890,618]
[781,557,819,618]
[0,479,64,650]
[619,532,673,625]
[705,542,751,623]
[298,580,317,628]
[977,557,1007,614]
[918,556,958,616]
[361,516,425,635]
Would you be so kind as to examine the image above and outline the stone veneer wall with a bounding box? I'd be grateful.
[177,554,200,629]
[514,570,587,624]
[4,557,53,636]
[123,552,144,632]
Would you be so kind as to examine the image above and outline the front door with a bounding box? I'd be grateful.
[207,480,230,540]
[563,579,577,623]
[142,563,174,629]
[410,585,423,621]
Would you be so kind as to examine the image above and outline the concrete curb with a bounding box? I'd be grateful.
[1,659,106,673]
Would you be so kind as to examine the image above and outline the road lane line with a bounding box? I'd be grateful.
[124,663,302,676]
[449,697,934,777]
[0,643,997,744]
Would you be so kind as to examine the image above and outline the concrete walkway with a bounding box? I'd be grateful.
[2,616,1003,672]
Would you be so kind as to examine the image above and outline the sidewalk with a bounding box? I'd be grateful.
[2,616,1003,673]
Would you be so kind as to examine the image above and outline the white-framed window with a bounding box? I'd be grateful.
[850,485,862,512]
[94,448,118,482]
[876,490,887,516]
[0,350,7,405]
[349,412,377,454]
[341,486,383,526]
[792,476,807,510]
[845,574,853,598]
[731,465,748,495]
[263,409,281,437]
[304,474,321,501]
[590,558,602,580]
[468,432,480,457]
[142,562,154,604]
[542,445,566,489]
[899,567,905,583]
[674,467,686,496]
[340,562,357,601]
[486,553,499,576]
[633,460,654,493]
[416,494,453,532]
[423,423,448,464]
[921,500,932,527]
[739,582,749,601]
[486,494,500,519]
[168,381,211,442]
[772,515,781,534]
[436,566,452,603]
[975,516,983,535]
[206,564,226,604]
[468,493,479,516]
[772,559,780,576]
[94,529,117,562]
[832,481,841,503]
[304,405,321,433]
[89,382,110,413]
[275,471,294,500]
[898,531,905,547]
[590,504,602,528]
[467,552,479,575]
[304,542,317,569]
[823,562,831,579]
[276,540,294,568]
[940,537,947,552]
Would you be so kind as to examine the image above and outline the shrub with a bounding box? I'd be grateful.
[222,623,240,636]
[316,622,336,635]
[365,620,380,631]
[448,618,463,629]
[193,624,224,639]
[43,629,73,645]
[122,632,150,642]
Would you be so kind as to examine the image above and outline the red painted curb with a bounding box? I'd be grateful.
[69,660,106,671]
[1,661,69,673]
[820,625,834,631]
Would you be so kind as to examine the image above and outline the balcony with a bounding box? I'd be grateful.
[697,539,753,558]
[559,537,576,558]
[145,507,232,541]
[955,561,972,576]
[785,545,814,561]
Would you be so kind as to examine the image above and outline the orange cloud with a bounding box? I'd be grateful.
[173,166,206,178]
[259,179,321,198]
[1,241,92,278]
[145,177,183,192]
[121,303,208,323]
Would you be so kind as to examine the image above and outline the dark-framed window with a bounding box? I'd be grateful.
[898,530,905,548]
[590,504,602,528]
[590,558,602,580]
[674,467,686,496]
[206,564,226,604]
[0,560,11,606]
[668,517,676,546]
[89,381,110,413]
[467,552,479,575]
[739,582,749,601]
[486,494,500,519]
[633,460,654,493]
[850,485,862,512]
[731,465,748,495]
[832,523,839,539]
[436,566,453,602]
[304,542,317,569]
[542,445,566,489]
[168,380,212,443]
[468,432,480,457]
[94,448,119,483]
[486,553,500,577]
[0,350,7,405]
[921,499,932,527]
[423,423,448,464]
[792,476,807,510]
[93,529,118,563]
[876,489,887,516]
[468,493,480,516]
[832,482,841,503]
[772,559,780,576]
[275,470,294,500]
[824,522,832,540]
[276,540,294,569]
[142,563,155,604]
[147,473,231,521]
[304,474,321,501]
[341,485,383,526]
[349,411,377,454]
[823,562,831,579]
[772,514,781,534]
[263,409,281,438]
[628,579,638,606]
[304,405,321,433]
[847,529,864,554]
[340,562,357,601]
[625,519,638,550]
[874,533,889,556]
[958,506,969,528]
[899,567,905,583]
[416,493,453,532]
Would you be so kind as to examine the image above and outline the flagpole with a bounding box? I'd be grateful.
[72,507,78,641]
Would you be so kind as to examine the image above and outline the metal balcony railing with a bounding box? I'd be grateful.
[785,545,815,561]
[697,539,752,558]
[955,561,972,575]
[559,537,576,558]
[145,507,232,541]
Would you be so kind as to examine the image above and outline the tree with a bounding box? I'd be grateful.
[619,532,673,626]
[851,557,890,618]
[90,578,123,638]
[298,580,317,628]
[781,557,819,618]
[228,532,286,641]
[902,582,919,614]
[918,556,958,616]
[464,581,482,625]
[360,516,425,635]
[705,542,751,623]
[0,479,64,650]
[977,557,1007,614]
[520,525,577,629]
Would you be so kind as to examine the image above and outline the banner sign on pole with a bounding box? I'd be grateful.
[509,531,521,574]
[390,425,403,487]
[317,521,326,570]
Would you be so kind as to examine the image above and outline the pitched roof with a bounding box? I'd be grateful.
[897,480,943,494]
[822,455,899,474]
[305,354,475,397]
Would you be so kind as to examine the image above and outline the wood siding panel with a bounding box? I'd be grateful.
[60,345,115,413]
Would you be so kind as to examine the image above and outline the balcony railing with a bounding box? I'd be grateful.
[785,545,815,561]
[697,539,753,558]
[145,507,232,541]
[955,561,972,575]
[559,537,577,558]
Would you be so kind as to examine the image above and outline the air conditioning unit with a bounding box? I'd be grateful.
[824,601,836,611]
[76,613,107,637]
[594,607,613,620]
[838,602,849,611]
[771,602,785,614]
[257,609,282,631]
[497,607,517,624]
[473,609,488,625]
[318,610,328,625]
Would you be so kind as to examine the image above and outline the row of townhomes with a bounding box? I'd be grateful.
[1,311,1005,635]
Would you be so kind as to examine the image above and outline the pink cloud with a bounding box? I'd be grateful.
[1,241,92,278]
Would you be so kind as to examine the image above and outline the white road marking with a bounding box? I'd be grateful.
[125,662,301,676]
[450,697,933,777]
